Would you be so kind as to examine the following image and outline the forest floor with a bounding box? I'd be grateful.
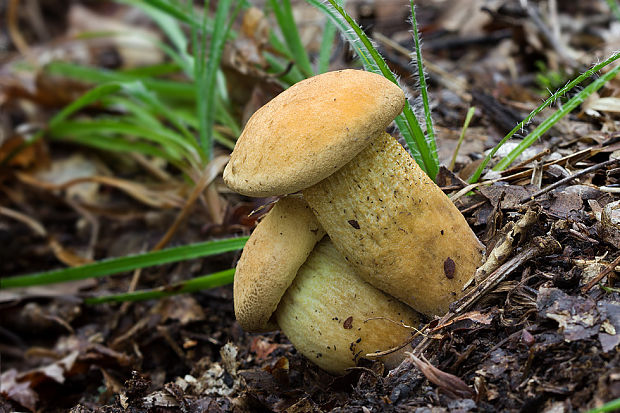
[1,0,620,412]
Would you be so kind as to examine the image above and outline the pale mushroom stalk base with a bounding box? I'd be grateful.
[303,132,485,317]
[275,239,420,376]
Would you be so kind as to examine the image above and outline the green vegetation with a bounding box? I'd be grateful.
[2,0,620,305]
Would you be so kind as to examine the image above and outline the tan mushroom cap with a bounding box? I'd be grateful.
[223,70,406,197]
[233,196,325,332]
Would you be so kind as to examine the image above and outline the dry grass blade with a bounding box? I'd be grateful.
[153,154,229,250]
[581,254,620,293]
[15,172,185,209]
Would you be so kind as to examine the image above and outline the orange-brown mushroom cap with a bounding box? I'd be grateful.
[223,70,406,197]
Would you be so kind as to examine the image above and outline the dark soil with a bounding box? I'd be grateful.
[2,1,620,412]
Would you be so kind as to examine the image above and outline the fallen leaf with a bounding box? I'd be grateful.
[0,369,38,411]
[407,353,475,399]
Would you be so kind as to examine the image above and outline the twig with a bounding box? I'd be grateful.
[410,236,561,357]
[459,200,487,215]
[501,149,550,175]
[520,158,619,204]
[7,0,29,55]
[474,208,539,282]
[153,155,229,250]
[581,254,620,293]
[453,236,560,313]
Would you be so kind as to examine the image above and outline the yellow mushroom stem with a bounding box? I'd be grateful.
[275,238,420,375]
[303,132,484,317]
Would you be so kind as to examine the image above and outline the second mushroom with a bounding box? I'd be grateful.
[234,196,420,375]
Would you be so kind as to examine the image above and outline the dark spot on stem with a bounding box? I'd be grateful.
[444,257,456,279]
[343,316,353,329]
[348,220,360,229]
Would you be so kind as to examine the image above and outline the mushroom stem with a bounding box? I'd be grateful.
[303,132,484,317]
[275,238,420,375]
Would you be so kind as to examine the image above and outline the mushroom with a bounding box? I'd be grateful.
[234,196,325,332]
[225,69,484,316]
[234,196,420,375]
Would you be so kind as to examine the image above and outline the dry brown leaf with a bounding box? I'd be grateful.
[67,4,164,68]
[407,353,475,399]
[0,369,39,411]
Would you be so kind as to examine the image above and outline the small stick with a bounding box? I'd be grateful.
[502,149,550,175]
[410,236,560,357]
[459,200,487,215]
[474,208,539,283]
[520,158,619,204]
[581,254,620,293]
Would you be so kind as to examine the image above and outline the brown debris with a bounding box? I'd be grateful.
[3,0,620,411]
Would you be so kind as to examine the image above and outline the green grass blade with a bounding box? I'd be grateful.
[46,62,197,100]
[317,0,340,74]
[585,397,620,413]
[468,51,620,182]
[49,83,123,127]
[495,63,620,170]
[449,106,476,170]
[198,0,235,159]
[0,83,123,166]
[269,0,314,78]
[605,0,620,22]
[122,83,198,148]
[49,119,199,163]
[0,237,248,288]
[173,108,238,150]
[409,2,438,165]
[84,269,235,304]
[121,63,183,78]
[102,95,163,129]
[264,52,306,85]
[117,0,202,28]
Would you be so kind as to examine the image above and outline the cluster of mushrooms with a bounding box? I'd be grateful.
[223,70,484,375]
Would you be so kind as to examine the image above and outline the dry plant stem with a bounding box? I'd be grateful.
[410,236,561,357]
[303,132,484,316]
[118,156,228,321]
[581,254,620,293]
[0,206,46,236]
[7,0,29,54]
[501,149,550,175]
[15,173,185,209]
[454,148,595,202]
[474,208,539,283]
[275,239,420,375]
[520,158,619,204]
[372,32,471,102]
[153,155,229,250]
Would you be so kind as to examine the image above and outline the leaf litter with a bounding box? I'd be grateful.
[1,0,620,412]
